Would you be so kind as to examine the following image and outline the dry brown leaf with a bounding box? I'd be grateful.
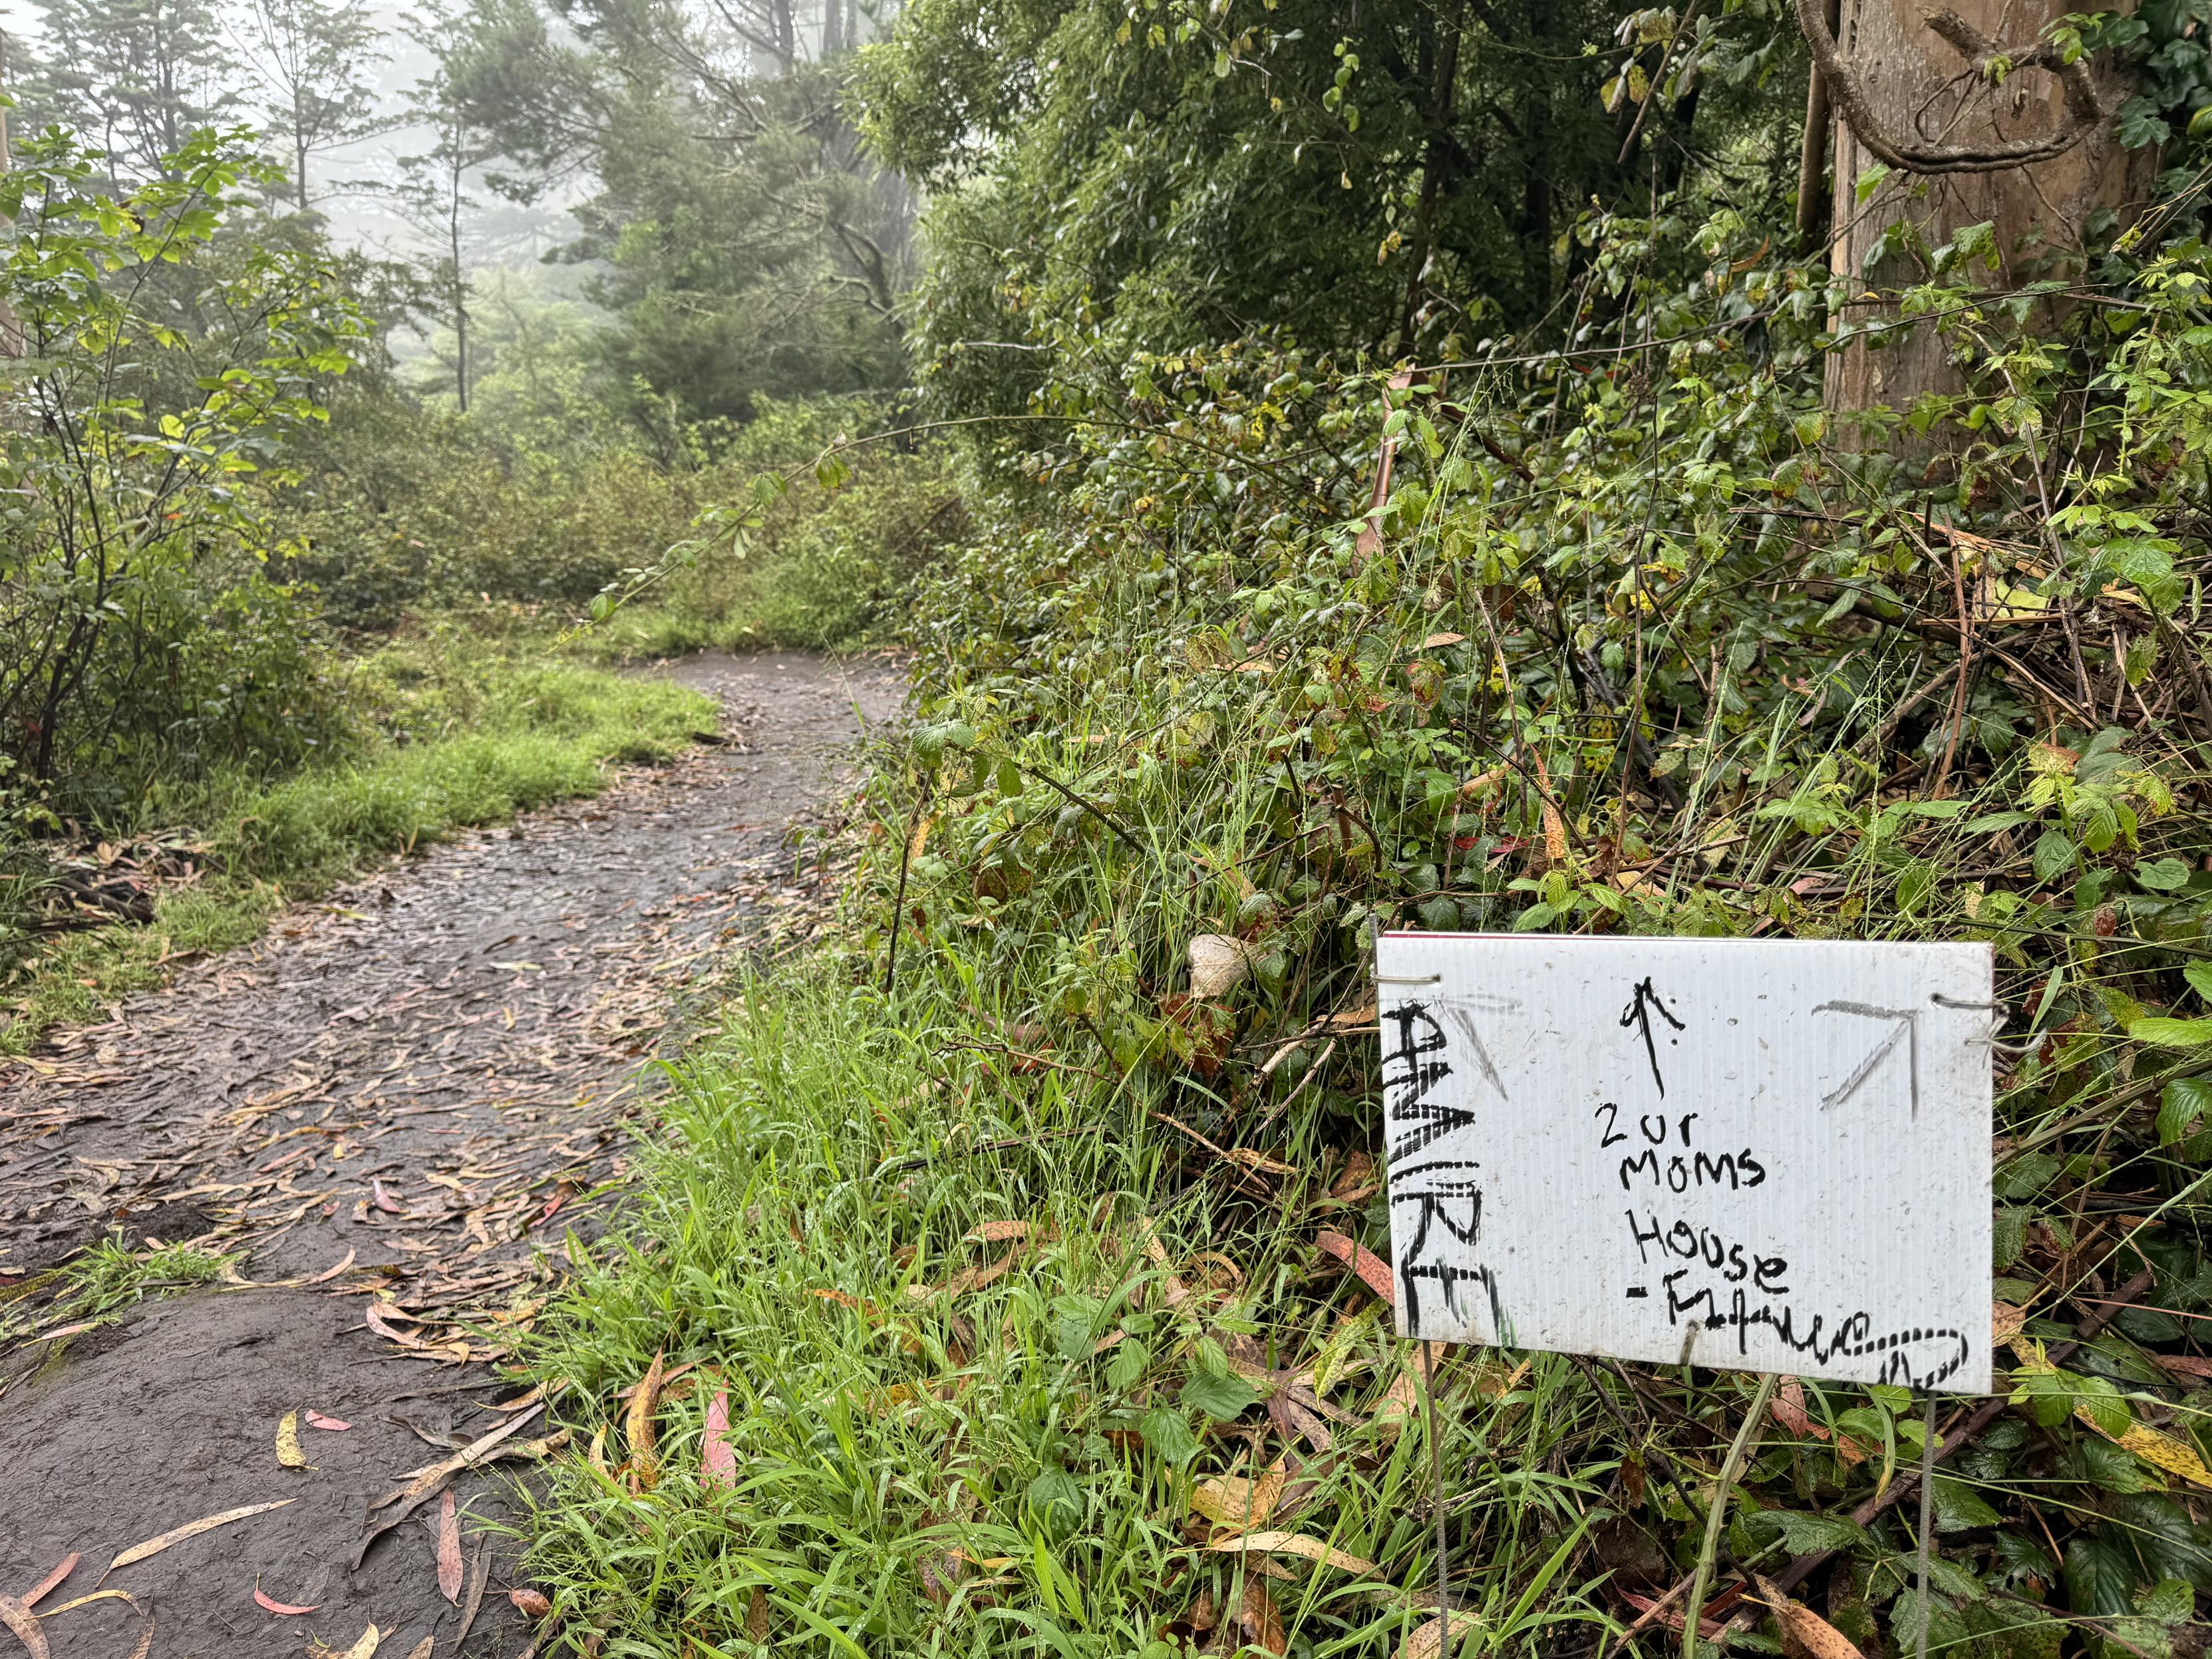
[510,1588,552,1619]
[344,1625,381,1659]
[1752,1577,1862,1659]
[1992,1301,2028,1344]
[627,1350,665,1491]
[1400,1608,1480,1659]
[1239,1577,1287,1656]
[436,1488,463,1602]
[19,1555,77,1610]
[965,1219,1029,1245]
[1314,1230,1394,1304]
[0,1593,50,1659]
[403,1642,434,1659]
[108,1498,296,1573]
[1191,1458,1287,1530]
[1329,1152,1376,1199]
[1422,632,1468,649]
[1204,1531,1378,1575]
[275,1410,309,1469]
[746,1585,769,1641]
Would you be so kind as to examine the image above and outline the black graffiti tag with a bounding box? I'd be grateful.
[1384,1000,1504,1335]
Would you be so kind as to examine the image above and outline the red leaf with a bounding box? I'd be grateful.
[703,1390,736,1491]
[510,1588,552,1619]
[436,1489,462,1602]
[1314,1229,1394,1304]
[305,1411,352,1431]
[21,1553,78,1610]
[371,1179,402,1215]
[253,1583,319,1616]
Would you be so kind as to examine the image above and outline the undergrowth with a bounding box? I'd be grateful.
[510,192,2212,1659]
[0,635,713,1053]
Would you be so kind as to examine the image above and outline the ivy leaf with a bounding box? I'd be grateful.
[1180,1370,1261,1422]
[2158,1079,2212,1145]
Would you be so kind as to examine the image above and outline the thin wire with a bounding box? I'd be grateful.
[1423,1338,1450,1656]
[1916,1393,1939,1659]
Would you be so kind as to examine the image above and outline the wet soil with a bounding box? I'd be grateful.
[0,653,902,1658]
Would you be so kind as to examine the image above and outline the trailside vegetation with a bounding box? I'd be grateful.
[504,3,2212,1659]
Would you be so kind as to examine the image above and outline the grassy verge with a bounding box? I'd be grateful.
[1,635,713,1052]
[516,967,1579,1659]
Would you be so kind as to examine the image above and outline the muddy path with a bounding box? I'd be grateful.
[0,653,902,1659]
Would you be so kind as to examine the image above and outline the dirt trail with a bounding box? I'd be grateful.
[0,653,901,1659]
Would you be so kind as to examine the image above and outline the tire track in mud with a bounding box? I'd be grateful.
[0,651,900,1659]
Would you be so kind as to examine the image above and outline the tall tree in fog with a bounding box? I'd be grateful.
[231,0,388,210]
[29,0,236,178]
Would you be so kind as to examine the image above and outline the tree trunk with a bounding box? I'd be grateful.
[1820,0,2147,427]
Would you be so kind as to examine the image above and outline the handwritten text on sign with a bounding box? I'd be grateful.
[1376,935,1994,1392]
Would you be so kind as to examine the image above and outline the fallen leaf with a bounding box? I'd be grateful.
[254,1583,319,1616]
[344,1624,381,1659]
[1422,632,1468,649]
[1205,1531,1379,1575]
[403,1642,434,1659]
[0,1593,49,1659]
[108,1499,297,1573]
[746,1586,768,1642]
[1991,1301,2028,1344]
[1400,1608,1481,1659]
[1238,1577,1286,1656]
[1751,1577,1861,1659]
[307,1412,352,1432]
[371,1179,402,1215]
[453,1549,488,1652]
[275,1410,309,1469]
[1191,1458,1287,1530]
[703,1390,736,1491]
[627,1350,665,1491]
[19,1555,77,1610]
[1314,1230,1394,1304]
[436,1489,463,1602]
[510,1588,552,1619]
[2116,1422,2212,1489]
[964,1219,1029,1245]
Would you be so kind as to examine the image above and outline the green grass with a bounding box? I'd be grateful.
[1,640,713,1052]
[1,1237,236,1344]
[510,969,1615,1655]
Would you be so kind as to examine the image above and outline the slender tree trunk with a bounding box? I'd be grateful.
[822,0,842,58]
[1821,0,2147,425]
[448,144,468,412]
[1395,1,1463,355]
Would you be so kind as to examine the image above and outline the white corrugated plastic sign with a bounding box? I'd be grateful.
[1374,933,1994,1392]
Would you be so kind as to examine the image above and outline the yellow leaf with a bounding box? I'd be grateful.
[627,1350,664,1491]
[345,1626,381,1659]
[2117,1424,2212,1489]
[1205,1531,1379,1576]
[275,1410,309,1470]
[1992,1301,2028,1346]
[108,1499,297,1573]
[1191,1458,1286,1530]
[1400,1608,1481,1659]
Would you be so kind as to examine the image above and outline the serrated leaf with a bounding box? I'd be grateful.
[1748,1510,1870,1556]
[2066,1533,2140,1618]
[2159,1079,2212,1145]
[1182,1370,1262,1422]
[2187,961,2212,1002]
[2130,1018,2212,1049]
[2139,857,2193,893]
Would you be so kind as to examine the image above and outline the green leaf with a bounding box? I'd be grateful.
[1138,1407,1199,1464]
[1180,1370,1261,1422]
[2158,1078,2212,1145]
[2114,1495,2212,1590]
[1931,1475,2002,1532]
[2187,961,2212,1003]
[1746,1510,1871,1556]
[2081,1433,2161,1493]
[2067,1533,2143,1618]
[1105,1337,1149,1391]
[2130,1018,2212,1049]
[1965,812,2037,833]
[1027,1466,1082,1533]
[2034,830,2078,884]
[2139,857,2193,893]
